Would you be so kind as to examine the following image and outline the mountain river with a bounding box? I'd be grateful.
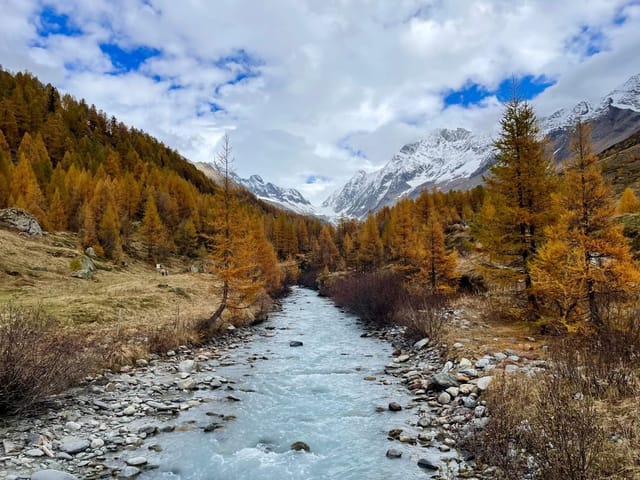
[137,287,448,480]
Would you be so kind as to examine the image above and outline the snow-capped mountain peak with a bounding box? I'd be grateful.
[322,127,494,219]
[600,73,640,113]
[194,162,315,215]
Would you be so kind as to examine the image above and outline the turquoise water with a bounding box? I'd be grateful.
[138,287,432,480]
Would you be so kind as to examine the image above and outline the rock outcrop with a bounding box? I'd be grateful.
[0,208,43,236]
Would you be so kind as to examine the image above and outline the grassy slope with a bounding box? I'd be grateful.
[0,227,223,339]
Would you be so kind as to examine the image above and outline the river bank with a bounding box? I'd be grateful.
[368,305,548,479]
[0,327,256,480]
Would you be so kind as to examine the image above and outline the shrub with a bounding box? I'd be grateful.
[69,257,82,272]
[0,306,98,415]
[394,294,451,344]
[328,271,404,324]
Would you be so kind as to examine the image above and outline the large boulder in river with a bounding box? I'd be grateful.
[0,208,43,235]
[290,441,310,452]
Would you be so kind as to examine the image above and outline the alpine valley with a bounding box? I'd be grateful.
[322,73,640,219]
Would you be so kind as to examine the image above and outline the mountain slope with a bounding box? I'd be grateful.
[324,73,640,219]
[195,162,315,215]
[322,128,494,218]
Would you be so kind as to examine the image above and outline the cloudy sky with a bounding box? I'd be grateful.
[1,0,639,204]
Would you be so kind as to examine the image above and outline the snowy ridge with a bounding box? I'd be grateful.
[602,73,640,113]
[541,73,640,132]
[325,73,640,220]
[322,128,493,219]
[194,163,316,215]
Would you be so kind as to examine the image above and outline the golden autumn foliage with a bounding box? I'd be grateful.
[617,187,640,214]
[478,97,557,310]
[531,120,640,326]
[140,194,171,261]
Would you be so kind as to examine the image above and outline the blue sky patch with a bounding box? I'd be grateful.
[305,175,329,184]
[338,137,367,159]
[444,75,556,108]
[36,6,82,37]
[568,25,607,58]
[100,43,161,73]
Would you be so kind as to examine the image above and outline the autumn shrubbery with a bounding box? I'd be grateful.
[394,294,452,344]
[327,271,405,325]
[0,306,98,415]
[467,326,640,480]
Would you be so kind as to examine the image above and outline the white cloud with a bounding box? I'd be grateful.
[0,0,638,205]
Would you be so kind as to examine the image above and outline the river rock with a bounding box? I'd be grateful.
[60,438,90,454]
[290,441,310,452]
[445,386,459,397]
[90,438,104,449]
[122,405,137,415]
[25,448,45,457]
[458,358,473,369]
[178,359,196,373]
[175,378,197,390]
[417,458,439,470]
[2,439,20,455]
[462,396,477,408]
[413,338,429,350]
[289,341,303,347]
[386,448,402,458]
[437,392,451,404]
[430,372,459,390]
[31,470,79,480]
[388,402,402,411]
[476,376,494,391]
[119,466,141,478]
[126,457,147,466]
[475,358,491,369]
[417,416,431,428]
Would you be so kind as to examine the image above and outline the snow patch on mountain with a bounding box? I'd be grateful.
[194,163,315,215]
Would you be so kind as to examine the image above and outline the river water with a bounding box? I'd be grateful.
[138,287,434,480]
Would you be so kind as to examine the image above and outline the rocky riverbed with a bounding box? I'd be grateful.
[367,308,547,479]
[0,327,255,480]
[0,294,547,480]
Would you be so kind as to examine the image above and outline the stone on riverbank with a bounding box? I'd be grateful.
[60,438,90,454]
[119,466,141,478]
[31,470,79,480]
[476,376,494,391]
[388,401,402,411]
[430,372,459,390]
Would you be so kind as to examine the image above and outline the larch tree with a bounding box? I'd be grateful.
[47,188,68,231]
[141,193,170,261]
[478,96,557,312]
[200,135,265,332]
[617,187,640,214]
[11,152,47,226]
[417,211,457,293]
[313,224,341,271]
[531,120,639,327]
[357,212,383,272]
